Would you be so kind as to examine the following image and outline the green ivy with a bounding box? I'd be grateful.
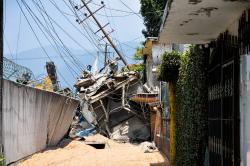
[176,45,208,166]
[0,153,5,166]
[122,64,145,72]
[158,51,181,82]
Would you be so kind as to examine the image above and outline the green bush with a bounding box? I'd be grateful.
[176,45,208,166]
[122,64,145,72]
[158,51,181,82]
[0,153,5,166]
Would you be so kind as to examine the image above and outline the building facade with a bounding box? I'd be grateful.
[159,1,250,166]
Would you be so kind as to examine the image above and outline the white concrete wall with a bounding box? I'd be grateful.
[2,80,79,164]
[240,54,250,166]
[146,55,154,88]
[152,44,172,65]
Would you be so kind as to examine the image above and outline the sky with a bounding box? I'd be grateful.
[3,0,145,88]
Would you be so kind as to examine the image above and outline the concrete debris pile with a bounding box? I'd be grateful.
[71,62,152,143]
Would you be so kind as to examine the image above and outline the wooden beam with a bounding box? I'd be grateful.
[89,76,138,104]
[154,109,162,148]
[122,85,125,106]
[100,100,111,137]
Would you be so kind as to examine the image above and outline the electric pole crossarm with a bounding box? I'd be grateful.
[80,0,128,66]
[75,0,92,10]
[99,29,114,41]
[95,23,109,34]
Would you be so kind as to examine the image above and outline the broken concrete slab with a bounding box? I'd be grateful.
[110,116,150,143]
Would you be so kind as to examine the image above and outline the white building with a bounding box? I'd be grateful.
[159,1,250,166]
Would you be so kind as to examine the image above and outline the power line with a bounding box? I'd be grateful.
[66,1,132,67]
[20,0,79,77]
[26,0,96,76]
[3,34,14,59]
[118,0,142,20]
[24,0,80,78]
[7,53,91,61]
[79,0,128,66]
[53,0,95,46]
[103,2,124,56]
[58,8,135,18]
[120,42,137,50]
[32,0,84,72]
[121,35,144,43]
[96,12,134,18]
[67,0,104,53]
[91,1,164,15]
[91,1,138,14]
[99,1,143,57]
[16,0,73,88]
[15,10,22,63]
[3,0,6,31]
[52,0,103,57]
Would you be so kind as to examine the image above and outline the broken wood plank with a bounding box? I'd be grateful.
[154,108,162,147]
[100,100,111,137]
[122,85,125,106]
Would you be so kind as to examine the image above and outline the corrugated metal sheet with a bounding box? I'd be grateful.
[2,80,79,164]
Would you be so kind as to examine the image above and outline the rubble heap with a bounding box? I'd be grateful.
[70,60,153,143]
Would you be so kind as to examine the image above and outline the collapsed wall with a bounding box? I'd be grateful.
[2,80,79,164]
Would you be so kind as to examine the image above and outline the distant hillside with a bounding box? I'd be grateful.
[3,43,141,88]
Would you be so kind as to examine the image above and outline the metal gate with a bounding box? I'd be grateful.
[208,32,240,166]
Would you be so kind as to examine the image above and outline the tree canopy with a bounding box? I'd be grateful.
[140,0,167,37]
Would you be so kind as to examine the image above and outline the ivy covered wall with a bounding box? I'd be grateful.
[176,45,208,166]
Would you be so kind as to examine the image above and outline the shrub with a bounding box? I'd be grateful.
[158,51,181,82]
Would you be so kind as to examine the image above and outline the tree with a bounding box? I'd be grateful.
[134,47,144,60]
[140,0,167,37]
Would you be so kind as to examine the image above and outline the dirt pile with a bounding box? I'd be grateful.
[18,134,168,166]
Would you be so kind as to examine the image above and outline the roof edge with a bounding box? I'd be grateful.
[158,0,173,38]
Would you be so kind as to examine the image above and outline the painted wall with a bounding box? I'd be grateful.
[240,54,250,166]
[152,44,172,65]
[2,80,79,164]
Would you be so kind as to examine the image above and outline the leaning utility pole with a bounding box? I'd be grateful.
[104,43,108,66]
[78,0,128,66]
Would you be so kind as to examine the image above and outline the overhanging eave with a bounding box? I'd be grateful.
[159,0,250,44]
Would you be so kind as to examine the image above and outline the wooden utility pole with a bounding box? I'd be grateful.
[79,0,128,66]
[104,43,107,66]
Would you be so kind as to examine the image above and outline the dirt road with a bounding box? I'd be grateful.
[18,134,168,166]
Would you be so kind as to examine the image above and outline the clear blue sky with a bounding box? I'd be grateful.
[3,0,145,88]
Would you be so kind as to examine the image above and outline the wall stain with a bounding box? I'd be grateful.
[179,19,193,27]
[186,33,199,36]
[189,7,218,17]
[189,0,202,5]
